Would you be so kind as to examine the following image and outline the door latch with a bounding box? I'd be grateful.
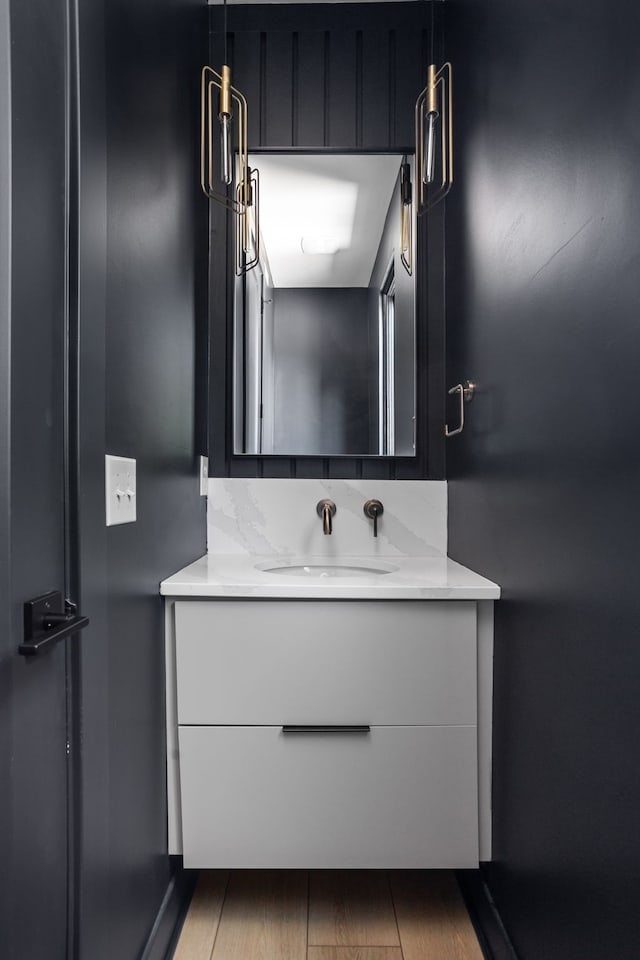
[19,591,89,657]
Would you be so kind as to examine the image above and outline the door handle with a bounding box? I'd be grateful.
[19,591,89,657]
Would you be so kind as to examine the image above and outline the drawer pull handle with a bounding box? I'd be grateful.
[282,725,371,735]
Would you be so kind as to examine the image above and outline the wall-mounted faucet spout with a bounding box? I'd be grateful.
[316,499,337,535]
[363,499,384,537]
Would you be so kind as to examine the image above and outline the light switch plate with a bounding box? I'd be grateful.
[105,455,137,526]
[199,455,208,497]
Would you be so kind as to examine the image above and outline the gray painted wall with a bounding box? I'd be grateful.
[446,1,640,958]
[269,287,372,455]
[0,0,14,950]
[0,3,9,646]
[97,0,207,955]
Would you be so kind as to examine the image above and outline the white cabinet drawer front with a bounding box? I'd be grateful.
[175,600,476,726]
[178,725,479,869]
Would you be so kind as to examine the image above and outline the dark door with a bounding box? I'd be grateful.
[0,0,81,956]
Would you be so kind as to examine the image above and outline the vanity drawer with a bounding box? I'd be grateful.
[178,724,479,868]
[174,600,477,726]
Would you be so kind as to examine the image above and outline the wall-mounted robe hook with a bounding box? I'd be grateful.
[445,381,476,437]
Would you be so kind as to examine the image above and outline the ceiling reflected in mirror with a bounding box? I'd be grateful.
[256,154,401,289]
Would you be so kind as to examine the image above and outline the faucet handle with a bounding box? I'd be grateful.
[363,499,384,537]
[316,499,336,535]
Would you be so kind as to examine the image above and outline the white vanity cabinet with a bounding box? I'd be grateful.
[165,598,494,870]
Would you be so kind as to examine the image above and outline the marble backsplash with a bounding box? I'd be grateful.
[207,478,447,558]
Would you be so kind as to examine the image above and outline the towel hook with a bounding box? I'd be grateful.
[445,381,476,437]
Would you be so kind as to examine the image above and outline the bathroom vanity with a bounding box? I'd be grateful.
[161,479,500,870]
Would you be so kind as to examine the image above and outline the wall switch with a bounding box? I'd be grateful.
[105,455,137,526]
[199,455,208,497]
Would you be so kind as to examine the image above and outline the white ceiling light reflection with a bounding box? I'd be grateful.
[257,161,357,285]
[300,236,343,256]
[252,154,401,288]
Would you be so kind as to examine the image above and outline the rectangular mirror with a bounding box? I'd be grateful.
[233,153,416,457]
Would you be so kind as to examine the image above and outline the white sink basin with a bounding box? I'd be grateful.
[255,559,398,579]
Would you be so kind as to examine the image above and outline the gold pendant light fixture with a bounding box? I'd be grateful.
[400,156,413,276]
[415,2,453,216]
[236,166,260,275]
[200,0,259,275]
[415,60,453,216]
[200,63,247,208]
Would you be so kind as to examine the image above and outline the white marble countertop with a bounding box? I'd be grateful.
[160,554,501,600]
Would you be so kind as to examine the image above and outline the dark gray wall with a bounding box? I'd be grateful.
[270,287,371,455]
[0,0,9,943]
[93,0,207,956]
[0,3,8,738]
[74,3,110,956]
[446,1,640,958]
[208,2,445,480]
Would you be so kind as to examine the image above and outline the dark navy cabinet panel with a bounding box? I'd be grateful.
[296,31,328,147]
[264,32,295,147]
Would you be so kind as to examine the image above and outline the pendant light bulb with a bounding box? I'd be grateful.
[218,64,233,186]
[219,114,232,184]
[400,158,413,276]
[424,111,438,185]
[423,64,439,185]
[414,61,453,215]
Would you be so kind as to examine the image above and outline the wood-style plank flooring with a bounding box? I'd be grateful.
[172,870,485,960]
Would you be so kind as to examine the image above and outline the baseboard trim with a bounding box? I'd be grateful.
[139,864,197,960]
[456,869,519,960]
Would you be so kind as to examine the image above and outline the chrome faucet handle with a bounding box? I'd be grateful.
[316,499,336,535]
[363,499,384,537]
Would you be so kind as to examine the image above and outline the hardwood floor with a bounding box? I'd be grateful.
[172,872,228,960]
[172,870,485,960]
[308,871,400,948]
[390,872,484,960]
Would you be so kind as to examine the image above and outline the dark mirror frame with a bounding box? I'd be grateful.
[232,149,417,460]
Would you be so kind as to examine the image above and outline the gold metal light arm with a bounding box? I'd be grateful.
[201,64,259,274]
[400,158,413,276]
[415,62,453,216]
[200,65,249,216]
[400,202,412,275]
[235,167,260,276]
